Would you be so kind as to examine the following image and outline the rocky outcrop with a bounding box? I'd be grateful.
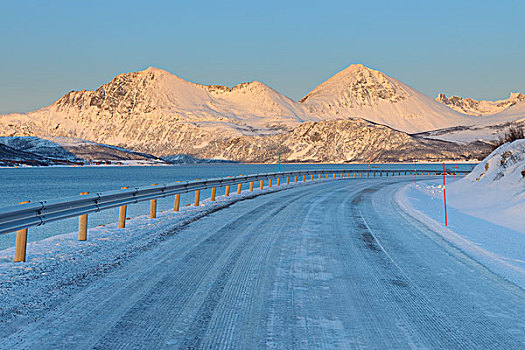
[436,93,525,116]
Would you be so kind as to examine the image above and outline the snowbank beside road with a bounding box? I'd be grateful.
[396,139,525,288]
[397,182,525,289]
[446,139,525,233]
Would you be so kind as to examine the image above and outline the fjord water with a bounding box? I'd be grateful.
[0,163,475,251]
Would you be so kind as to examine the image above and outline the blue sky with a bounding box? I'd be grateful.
[1,0,524,113]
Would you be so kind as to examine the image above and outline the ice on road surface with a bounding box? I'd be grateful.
[1,178,524,349]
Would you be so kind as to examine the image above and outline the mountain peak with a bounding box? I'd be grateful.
[300,63,408,106]
[143,66,171,75]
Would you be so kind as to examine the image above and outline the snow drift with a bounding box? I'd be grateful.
[446,139,525,232]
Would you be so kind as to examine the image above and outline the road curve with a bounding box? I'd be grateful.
[2,178,524,349]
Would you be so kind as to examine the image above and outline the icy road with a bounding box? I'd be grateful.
[1,178,524,349]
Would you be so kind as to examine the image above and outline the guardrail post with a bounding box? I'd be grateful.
[211,187,216,201]
[277,178,281,186]
[326,174,329,179]
[194,190,200,207]
[260,180,264,190]
[287,177,290,184]
[14,201,30,262]
[78,192,89,241]
[237,183,242,194]
[303,175,306,182]
[250,182,254,191]
[150,184,158,218]
[294,176,298,183]
[269,179,272,188]
[225,185,230,196]
[174,194,181,211]
[318,174,321,180]
[360,173,362,177]
[118,187,129,228]
[333,173,336,179]
[310,175,314,181]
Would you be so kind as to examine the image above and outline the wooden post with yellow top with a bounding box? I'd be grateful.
[150,184,158,218]
[194,190,200,207]
[78,192,89,241]
[174,194,181,211]
[118,187,129,228]
[14,201,30,262]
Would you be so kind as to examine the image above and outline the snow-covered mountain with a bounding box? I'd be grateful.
[0,67,316,145]
[0,64,520,162]
[436,93,525,116]
[299,64,478,133]
[0,136,166,165]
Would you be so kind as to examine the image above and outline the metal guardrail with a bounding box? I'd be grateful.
[0,168,469,261]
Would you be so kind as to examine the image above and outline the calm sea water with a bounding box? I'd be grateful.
[0,163,476,249]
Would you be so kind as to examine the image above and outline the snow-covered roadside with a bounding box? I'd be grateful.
[396,181,525,289]
[396,139,525,288]
[0,182,306,325]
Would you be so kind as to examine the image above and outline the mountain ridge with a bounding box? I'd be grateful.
[436,92,525,116]
[0,64,521,162]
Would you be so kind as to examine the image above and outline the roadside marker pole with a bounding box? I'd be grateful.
[443,162,448,226]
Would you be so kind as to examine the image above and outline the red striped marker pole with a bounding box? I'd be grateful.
[442,162,448,226]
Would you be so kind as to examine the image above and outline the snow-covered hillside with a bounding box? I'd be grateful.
[0,136,165,164]
[446,139,525,232]
[436,93,525,116]
[152,119,489,163]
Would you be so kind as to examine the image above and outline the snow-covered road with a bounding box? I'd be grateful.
[1,178,524,349]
